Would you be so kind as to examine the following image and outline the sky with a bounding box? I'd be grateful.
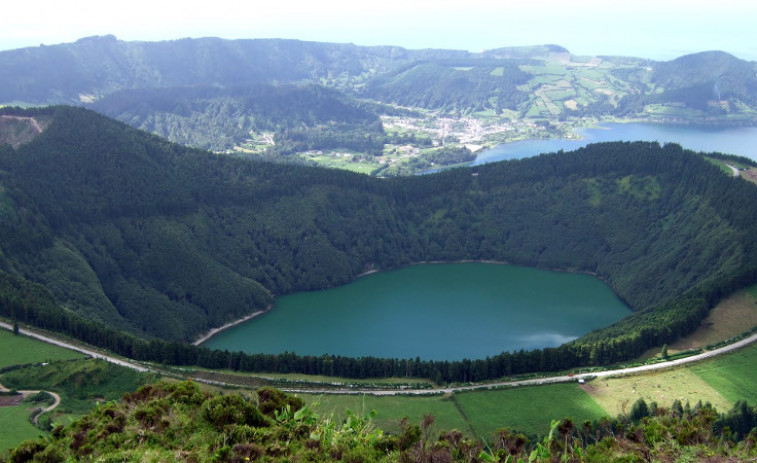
[2,0,756,61]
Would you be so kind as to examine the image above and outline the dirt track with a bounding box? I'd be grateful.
[0,381,61,424]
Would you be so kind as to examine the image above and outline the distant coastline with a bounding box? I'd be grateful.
[192,305,272,346]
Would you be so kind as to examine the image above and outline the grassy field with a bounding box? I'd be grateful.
[0,358,158,454]
[304,153,380,175]
[690,342,757,405]
[0,403,43,456]
[301,393,466,435]
[0,328,84,369]
[171,365,435,389]
[703,156,738,175]
[454,383,606,439]
[300,383,609,441]
[586,367,731,417]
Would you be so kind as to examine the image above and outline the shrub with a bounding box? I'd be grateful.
[202,394,269,428]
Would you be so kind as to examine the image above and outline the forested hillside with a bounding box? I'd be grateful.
[1,36,756,167]
[0,36,401,104]
[0,106,756,379]
[91,84,384,152]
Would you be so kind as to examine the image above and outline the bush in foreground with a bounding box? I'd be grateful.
[5,381,757,462]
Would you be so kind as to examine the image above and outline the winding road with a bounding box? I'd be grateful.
[0,381,61,425]
[1,321,756,396]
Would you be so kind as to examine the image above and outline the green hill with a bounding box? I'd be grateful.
[90,83,384,152]
[0,106,756,381]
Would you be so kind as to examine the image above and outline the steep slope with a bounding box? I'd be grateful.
[91,83,383,152]
[0,106,756,349]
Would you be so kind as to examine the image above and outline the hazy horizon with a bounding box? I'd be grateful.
[2,0,756,61]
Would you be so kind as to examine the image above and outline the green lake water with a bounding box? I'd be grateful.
[202,263,631,360]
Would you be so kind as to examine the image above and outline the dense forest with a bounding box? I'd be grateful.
[91,84,384,152]
[0,106,756,381]
[5,380,757,462]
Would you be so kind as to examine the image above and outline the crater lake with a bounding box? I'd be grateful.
[201,263,631,361]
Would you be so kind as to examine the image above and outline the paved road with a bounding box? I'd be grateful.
[280,332,757,396]
[0,321,149,372]
[2,321,756,396]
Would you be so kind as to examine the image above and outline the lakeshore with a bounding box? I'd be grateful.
[192,306,272,346]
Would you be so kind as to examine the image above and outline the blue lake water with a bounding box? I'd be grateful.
[202,263,631,361]
[473,123,757,164]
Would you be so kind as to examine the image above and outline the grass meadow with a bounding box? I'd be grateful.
[690,343,757,405]
[301,393,467,435]
[454,383,606,438]
[0,328,84,369]
[0,402,44,456]
[302,383,608,440]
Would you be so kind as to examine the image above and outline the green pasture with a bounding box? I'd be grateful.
[454,383,606,439]
[0,403,43,456]
[301,393,465,435]
[0,327,84,369]
[691,343,757,405]
[302,382,608,440]
[703,157,737,175]
[306,154,381,175]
